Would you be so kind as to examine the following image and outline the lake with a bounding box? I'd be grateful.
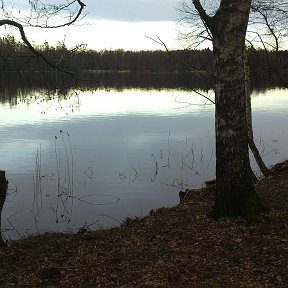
[0,86,287,239]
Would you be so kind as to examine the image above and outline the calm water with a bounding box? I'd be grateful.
[0,87,287,239]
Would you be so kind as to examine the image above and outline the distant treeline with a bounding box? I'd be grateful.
[0,36,213,73]
[1,35,288,77]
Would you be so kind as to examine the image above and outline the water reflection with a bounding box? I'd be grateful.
[1,70,285,101]
[0,88,214,126]
[0,86,287,239]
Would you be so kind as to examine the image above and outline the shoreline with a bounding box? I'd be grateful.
[1,161,288,287]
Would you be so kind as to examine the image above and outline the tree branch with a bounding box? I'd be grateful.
[145,35,169,52]
[192,0,214,31]
[0,19,77,79]
[146,35,215,105]
[27,0,86,29]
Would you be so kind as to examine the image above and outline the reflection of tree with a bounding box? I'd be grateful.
[1,70,284,106]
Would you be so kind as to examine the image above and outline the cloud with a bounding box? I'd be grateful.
[85,0,179,22]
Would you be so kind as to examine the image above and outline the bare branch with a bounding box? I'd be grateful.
[2,0,86,29]
[28,0,86,29]
[192,0,212,27]
[145,35,169,52]
[0,19,76,79]
[146,34,215,105]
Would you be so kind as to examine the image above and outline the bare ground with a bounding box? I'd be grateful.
[1,162,288,287]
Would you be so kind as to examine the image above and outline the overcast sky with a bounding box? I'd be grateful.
[2,0,184,51]
[87,0,178,22]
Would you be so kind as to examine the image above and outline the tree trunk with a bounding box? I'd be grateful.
[0,170,8,246]
[208,0,266,221]
[244,52,271,177]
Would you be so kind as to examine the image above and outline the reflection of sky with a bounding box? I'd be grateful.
[0,87,287,174]
[0,89,214,127]
[1,88,288,128]
[1,87,288,237]
[0,87,217,237]
[251,88,288,112]
[0,139,47,172]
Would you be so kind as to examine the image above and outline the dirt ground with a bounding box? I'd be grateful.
[1,161,288,287]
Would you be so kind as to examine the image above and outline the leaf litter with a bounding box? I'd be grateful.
[1,161,288,287]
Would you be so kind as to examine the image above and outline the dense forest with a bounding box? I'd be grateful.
[0,35,287,95]
[0,36,214,73]
[1,35,288,75]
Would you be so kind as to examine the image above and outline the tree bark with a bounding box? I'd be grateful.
[0,170,8,246]
[196,0,267,221]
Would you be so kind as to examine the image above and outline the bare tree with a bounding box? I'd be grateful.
[178,0,288,51]
[248,1,288,87]
[250,0,288,53]
[179,0,288,180]
[184,0,267,221]
[179,0,288,176]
